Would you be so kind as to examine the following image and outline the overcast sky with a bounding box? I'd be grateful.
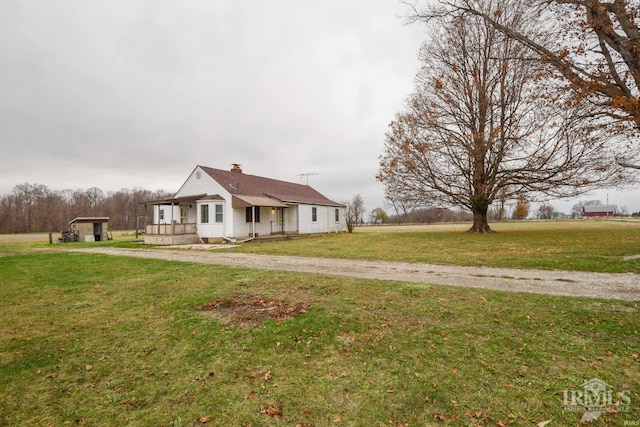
[1,0,639,215]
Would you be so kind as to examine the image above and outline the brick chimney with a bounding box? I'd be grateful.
[230,163,242,173]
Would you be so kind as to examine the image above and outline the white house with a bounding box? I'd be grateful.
[144,164,347,244]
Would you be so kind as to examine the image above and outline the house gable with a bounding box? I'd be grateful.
[175,166,230,200]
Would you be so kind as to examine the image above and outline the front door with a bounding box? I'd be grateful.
[275,208,284,234]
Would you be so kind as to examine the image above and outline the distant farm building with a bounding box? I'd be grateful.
[582,205,615,218]
[68,217,110,242]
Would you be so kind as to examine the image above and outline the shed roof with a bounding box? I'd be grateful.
[200,166,343,207]
[69,217,109,225]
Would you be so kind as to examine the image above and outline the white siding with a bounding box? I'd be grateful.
[176,167,235,239]
[175,167,229,200]
[154,205,181,224]
[296,205,346,234]
[328,207,347,232]
[284,205,298,233]
[231,206,280,237]
[196,201,226,238]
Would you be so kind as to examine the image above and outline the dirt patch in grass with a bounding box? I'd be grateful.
[195,292,310,327]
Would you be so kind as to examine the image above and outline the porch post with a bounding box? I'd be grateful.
[252,205,256,238]
[171,201,175,236]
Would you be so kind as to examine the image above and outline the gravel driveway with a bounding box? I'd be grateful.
[71,247,640,302]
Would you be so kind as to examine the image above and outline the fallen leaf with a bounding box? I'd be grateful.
[197,415,211,423]
[537,420,552,427]
[266,406,282,417]
[334,414,342,422]
[45,373,58,379]
[264,370,272,381]
[162,370,169,376]
[85,365,93,371]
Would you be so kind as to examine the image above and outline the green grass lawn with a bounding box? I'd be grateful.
[1,244,639,425]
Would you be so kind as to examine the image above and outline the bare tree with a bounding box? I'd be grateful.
[537,203,557,219]
[0,184,172,234]
[379,0,632,233]
[344,194,365,232]
[418,0,640,168]
[11,183,48,232]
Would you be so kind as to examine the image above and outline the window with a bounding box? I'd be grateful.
[159,209,165,221]
[312,207,317,222]
[245,206,260,222]
[215,204,223,223]
[201,205,209,224]
[335,208,339,222]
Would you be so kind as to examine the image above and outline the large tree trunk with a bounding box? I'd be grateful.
[467,206,493,233]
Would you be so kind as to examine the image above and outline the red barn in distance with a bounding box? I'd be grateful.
[582,205,615,218]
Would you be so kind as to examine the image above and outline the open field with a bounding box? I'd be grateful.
[223,220,640,274]
[1,221,639,425]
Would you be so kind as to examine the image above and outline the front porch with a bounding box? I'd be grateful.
[144,223,199,245]
[143,222,300,245]
[143,194,300,244]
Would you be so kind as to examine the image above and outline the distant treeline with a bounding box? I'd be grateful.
[0,183,172,233]
[385,207,474,224]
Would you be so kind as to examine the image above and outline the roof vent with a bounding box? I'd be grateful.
[230,163,242,173]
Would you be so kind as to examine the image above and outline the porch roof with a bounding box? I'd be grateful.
[232,195,288,208]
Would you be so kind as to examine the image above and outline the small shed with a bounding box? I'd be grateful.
[583,205,615,218]
[69,217,110,242]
